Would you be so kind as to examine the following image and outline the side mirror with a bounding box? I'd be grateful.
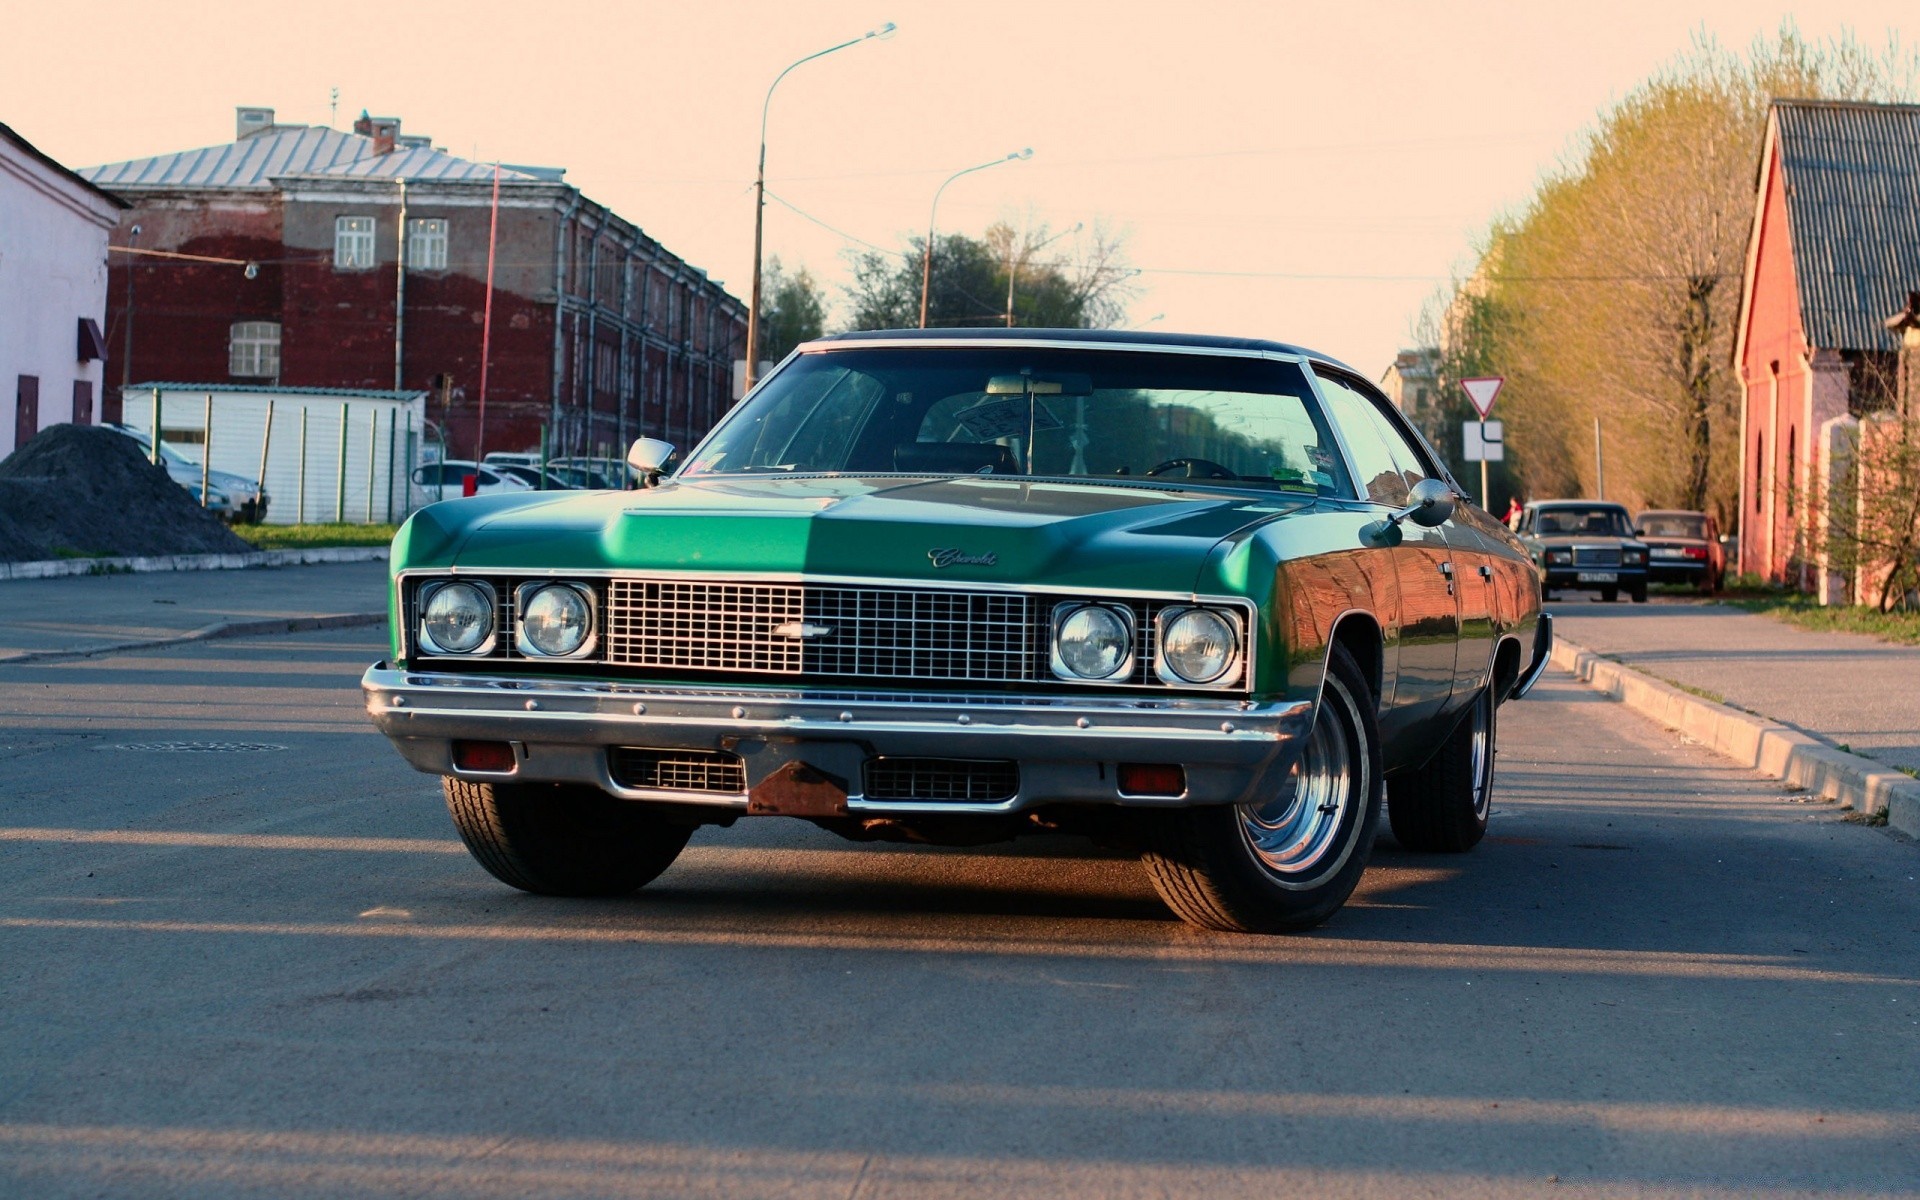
[627,438,675,487]
[1389,477,1455,528]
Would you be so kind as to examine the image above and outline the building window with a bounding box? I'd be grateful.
[407,218,447,270]
[334,216,376,269]
[229,321,282,378]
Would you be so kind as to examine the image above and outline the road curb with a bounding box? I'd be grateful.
[0,546,389,581]
[1551,635,1920,840]
[1,612,387,665]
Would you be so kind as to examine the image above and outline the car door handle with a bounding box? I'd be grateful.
[1437,561,1453,576]
[1478,564,1493,579]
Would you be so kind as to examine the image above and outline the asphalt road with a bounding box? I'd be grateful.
[1,626,1916,1198]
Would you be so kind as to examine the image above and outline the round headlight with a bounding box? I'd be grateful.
[520,584,592,656]
[421,581,492,654]
[1055,605,1132,679]
[1160,609,1236,684]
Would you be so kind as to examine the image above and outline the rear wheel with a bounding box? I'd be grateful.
[443,779,691,896]
[1139,643,1382,933]
[1388,684,1496,852]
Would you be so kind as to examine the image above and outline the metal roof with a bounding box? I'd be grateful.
[129,382,427,400]
[1774,99,1920,352]
[81,125,549,191]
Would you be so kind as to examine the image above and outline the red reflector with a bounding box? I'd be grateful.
[1683,546,1709,559]
[1119,763,1186,796]
[452,739,515,772]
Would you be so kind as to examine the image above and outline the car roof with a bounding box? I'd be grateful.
[803,328,1360,375]
[1531,499,1628,510]
[1637,508,1707,517]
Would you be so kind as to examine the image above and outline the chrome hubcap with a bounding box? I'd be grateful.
[1239,691,1354,882]
[1469,691,1492,821]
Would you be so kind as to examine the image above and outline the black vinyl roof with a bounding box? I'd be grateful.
[812,328,1358,375]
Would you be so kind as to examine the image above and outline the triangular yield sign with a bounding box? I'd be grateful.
[1460,376,1503,418]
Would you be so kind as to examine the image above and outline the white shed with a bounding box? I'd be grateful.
[126,383,429,525]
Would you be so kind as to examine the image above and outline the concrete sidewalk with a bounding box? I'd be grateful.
[1552,598,1920,776]
[0,561,389,662]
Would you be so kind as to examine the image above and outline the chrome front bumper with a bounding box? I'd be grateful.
[362,663,1314,815]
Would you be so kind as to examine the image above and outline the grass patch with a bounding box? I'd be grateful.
[235,523,397,550]
[1718,588,1920,646]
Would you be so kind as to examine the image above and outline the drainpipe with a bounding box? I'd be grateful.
[394,179,408,392]
[550,188,582,458]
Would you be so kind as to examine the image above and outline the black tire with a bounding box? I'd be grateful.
[1387,683,1496,853]
[1139,642,1382,933]
[1600,586,1619,603]
[443,778,691,896]
[1630,582,1649,603]
[1540,582,1554,602]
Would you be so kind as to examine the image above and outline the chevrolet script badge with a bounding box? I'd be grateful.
[928,548,998,568]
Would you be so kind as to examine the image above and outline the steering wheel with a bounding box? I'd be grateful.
[1145,457,1237,480]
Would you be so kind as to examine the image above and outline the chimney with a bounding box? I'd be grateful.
[354,114,402,156]
[235,106,275,139]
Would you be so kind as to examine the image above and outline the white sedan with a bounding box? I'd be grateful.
[409,460,533,505]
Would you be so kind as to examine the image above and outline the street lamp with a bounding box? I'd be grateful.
[745,21,895,393]
[920,148,1032,328]
[1006,221,1081,327]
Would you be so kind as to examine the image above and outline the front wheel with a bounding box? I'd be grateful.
[1600,586,1619,603]
[1139,642,1382,933]
[1388,683,1496,852]
[1630,582,1649,603]
[443,779,691,896]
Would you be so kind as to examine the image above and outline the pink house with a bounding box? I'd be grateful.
[1732,99,1920,587]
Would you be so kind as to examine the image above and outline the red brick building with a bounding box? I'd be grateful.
[84,107,747,460]
[1733,100,1920,587]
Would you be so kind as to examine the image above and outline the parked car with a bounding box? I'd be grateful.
[408,460,533,505]
[105,422,263,522]
[492,464,579,491]
[363,329,1551,933]
[1635,509,1725,593]
[546,457,625,489]
[1516,500,1649,602]
[482,451,543,470]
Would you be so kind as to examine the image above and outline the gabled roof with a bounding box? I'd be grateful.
[0,122,129,210]
[80,124,552,191]
[1772,99,1920,352]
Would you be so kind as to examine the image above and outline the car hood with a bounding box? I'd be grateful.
[399,475,1313,594]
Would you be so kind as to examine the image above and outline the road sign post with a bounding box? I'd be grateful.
[1460,377,1504,510]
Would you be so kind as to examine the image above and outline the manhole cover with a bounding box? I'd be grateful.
[113,741,288,753]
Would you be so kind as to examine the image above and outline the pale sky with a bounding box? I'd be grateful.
[6,0,1912,378]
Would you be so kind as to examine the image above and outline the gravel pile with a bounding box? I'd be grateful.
[0,425,254,561]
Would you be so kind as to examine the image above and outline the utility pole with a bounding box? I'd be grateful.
[1594,417,1606,500]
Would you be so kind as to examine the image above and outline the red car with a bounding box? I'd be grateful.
[1634,510,1724,593]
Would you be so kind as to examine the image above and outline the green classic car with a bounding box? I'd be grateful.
[364,330,1552,933]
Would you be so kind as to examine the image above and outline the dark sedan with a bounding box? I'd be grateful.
[1517,500,1648,602]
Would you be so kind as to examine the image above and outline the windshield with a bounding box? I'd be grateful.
[1535,507,1631,536]
[1638,513,1707,539]
[681,347,1354,497]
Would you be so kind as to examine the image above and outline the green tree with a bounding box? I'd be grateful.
[843,222,1133,331]
[758,256,828,363]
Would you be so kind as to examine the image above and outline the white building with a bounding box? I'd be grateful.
[0,123,125,459]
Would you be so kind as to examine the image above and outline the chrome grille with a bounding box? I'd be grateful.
[605,580,804,673]
[863,757,1020,803]
[608,747,745,794]
[603,579,1036,683]
[1572,546,1621,568]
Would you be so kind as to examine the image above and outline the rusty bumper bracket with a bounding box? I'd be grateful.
[747,760,851,817]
